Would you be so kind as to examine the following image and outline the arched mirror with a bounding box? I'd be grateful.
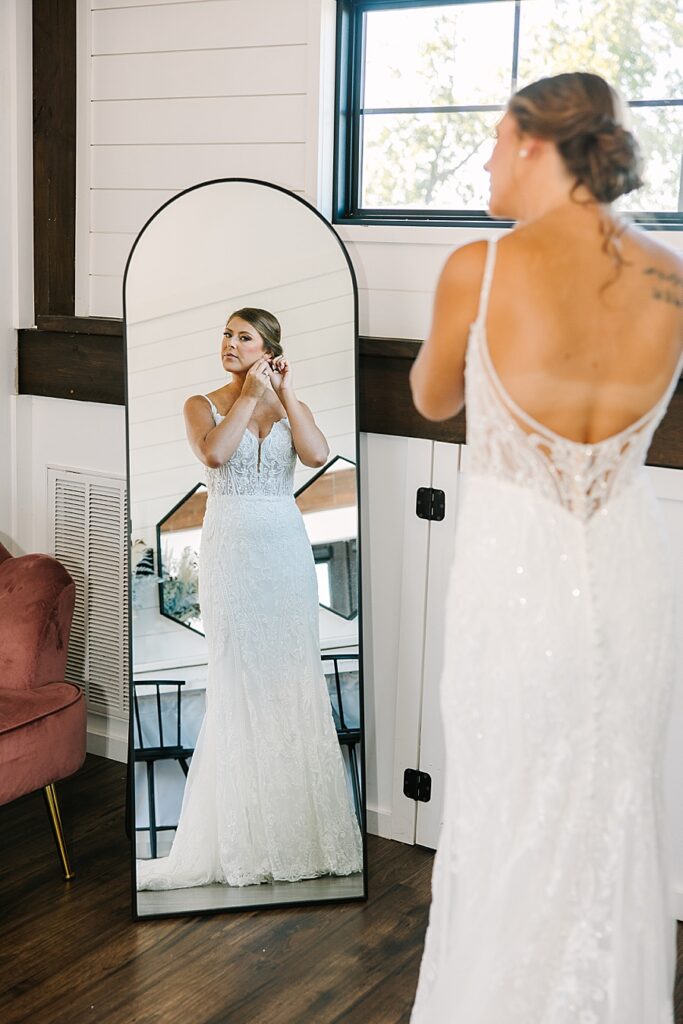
[123,179,366,919]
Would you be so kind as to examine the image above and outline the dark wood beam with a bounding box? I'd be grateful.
[359,337,467,444]
[18,327,125,406]
[36,315,124,337]
[18,328,681,470]
[32,0,77,318]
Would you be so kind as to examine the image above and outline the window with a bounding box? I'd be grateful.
[334,0,683,228]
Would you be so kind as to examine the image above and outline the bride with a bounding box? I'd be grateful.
[136,306,364,890]
[408,72,683,1021]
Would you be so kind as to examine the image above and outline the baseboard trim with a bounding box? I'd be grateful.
[87,712,127,764]
[365,805,393,840]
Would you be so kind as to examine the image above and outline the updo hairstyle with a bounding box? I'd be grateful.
[227,307,283,359]
[508,71,643,204]
[507,72,645,289]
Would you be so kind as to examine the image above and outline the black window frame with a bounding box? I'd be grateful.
[333,0,683,231]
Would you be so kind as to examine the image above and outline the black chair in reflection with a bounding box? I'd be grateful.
[132,679,195,859]
[322,653,362,826]
[132,659,361,854]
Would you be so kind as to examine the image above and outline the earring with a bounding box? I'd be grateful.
[519,148,529,158]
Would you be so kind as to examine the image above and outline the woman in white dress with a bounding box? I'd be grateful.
[408,72,683,1022]
[137,307,364,890]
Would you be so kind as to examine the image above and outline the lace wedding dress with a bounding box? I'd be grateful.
[410,236,683,1023]
[136,397,363,890]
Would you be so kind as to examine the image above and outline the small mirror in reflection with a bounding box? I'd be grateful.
[296,457,358,620]
[157,482,206,634]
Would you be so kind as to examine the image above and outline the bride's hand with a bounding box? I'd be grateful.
[242,357,274,399]
[270,354,293,394]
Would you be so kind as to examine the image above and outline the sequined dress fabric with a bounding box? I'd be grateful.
[410,237,683,1023]
[136,399,363,890]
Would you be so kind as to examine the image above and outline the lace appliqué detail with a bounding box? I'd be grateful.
[203,398,297,498]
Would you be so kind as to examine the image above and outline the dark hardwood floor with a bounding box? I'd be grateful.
[1,754,681,1023]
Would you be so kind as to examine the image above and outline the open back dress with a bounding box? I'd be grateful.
[409,236,683,1023]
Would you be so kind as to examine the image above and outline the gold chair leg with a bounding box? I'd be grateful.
[43,783,75,880]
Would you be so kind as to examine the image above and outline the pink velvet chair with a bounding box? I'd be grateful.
[0,540,87,878]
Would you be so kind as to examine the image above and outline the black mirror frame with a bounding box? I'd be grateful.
[122,177,368,922]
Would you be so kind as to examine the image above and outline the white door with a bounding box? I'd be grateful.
[415,440,463,849]
[360,432,433,842]
[413,451,683,922]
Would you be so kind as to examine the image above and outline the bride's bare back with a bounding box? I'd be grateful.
[411,204,683,448]
[486,210,683,446]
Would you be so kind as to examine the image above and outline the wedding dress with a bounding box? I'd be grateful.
[410,236,683,1023]
[136,396,363,889]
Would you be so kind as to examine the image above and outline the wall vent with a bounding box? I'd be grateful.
[47,467,129,720]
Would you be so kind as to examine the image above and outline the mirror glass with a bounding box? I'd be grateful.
[124,179,366,918]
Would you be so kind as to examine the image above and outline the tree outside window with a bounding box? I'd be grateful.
[344,0,683,221]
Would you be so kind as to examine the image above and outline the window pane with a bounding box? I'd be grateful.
[616,105,683,213]
[517,0,683,102]
[361,110,498,209]
[363,3,516,110]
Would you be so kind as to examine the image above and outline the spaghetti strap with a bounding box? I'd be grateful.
[474,236,499,327]
[200,394,218,417]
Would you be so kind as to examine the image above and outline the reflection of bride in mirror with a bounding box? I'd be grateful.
[136,307,363,890]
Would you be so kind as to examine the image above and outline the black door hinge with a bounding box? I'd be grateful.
[416,487,445,521]
[403,768,432,803]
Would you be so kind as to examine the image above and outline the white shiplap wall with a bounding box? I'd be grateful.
[79,0,683,330]
[80,0,318,318]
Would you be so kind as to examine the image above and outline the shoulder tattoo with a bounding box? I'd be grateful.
[643,266,683,309]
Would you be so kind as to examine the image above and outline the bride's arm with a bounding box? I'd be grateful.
[184,358,271,467]
[279,392,329,468]
[270,354,329,467]
[409,239,488,421]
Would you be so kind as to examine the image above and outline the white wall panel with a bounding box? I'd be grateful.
[1,0,34,553]
[81,0,311,317]
[358,287,434,342]
[92,95,306,146]
[92,0,227,7]
[92,45,307,100]
[89,276,124,318]
[91,1,308,54]
[91,189,176,235]
[344,239,455,295]
[91,230,137,278]
[91,143,306,192]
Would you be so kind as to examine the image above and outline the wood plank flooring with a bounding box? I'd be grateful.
[1,754,681,1023]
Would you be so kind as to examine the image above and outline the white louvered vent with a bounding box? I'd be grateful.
[48,467,128,720]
